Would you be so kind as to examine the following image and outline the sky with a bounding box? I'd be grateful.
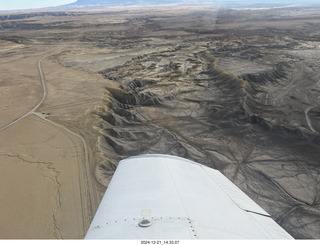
[0,0,77,10]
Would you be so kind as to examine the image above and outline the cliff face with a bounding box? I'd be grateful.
[96,46,320,238]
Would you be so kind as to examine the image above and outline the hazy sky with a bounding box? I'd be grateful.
[0,0,77,10]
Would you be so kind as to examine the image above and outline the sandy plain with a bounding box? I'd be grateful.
[0,46,102,238]
[0,4,320,239]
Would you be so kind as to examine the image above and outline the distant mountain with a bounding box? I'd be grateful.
[70,0,320,7]
[71,0,181,5]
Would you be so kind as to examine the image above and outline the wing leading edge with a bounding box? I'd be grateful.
[85,154,293,239]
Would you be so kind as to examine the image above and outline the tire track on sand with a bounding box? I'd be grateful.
[33,112,96,232]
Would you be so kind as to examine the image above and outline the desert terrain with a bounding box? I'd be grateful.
[0,4,320,239]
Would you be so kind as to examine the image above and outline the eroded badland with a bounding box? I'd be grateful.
[0,4,320,239]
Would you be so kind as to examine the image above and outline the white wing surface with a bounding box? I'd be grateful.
[85,154,293,239]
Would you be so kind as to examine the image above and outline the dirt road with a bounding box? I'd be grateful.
[0,47,96,238]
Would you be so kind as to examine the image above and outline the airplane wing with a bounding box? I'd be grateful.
[85,154,293,239]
